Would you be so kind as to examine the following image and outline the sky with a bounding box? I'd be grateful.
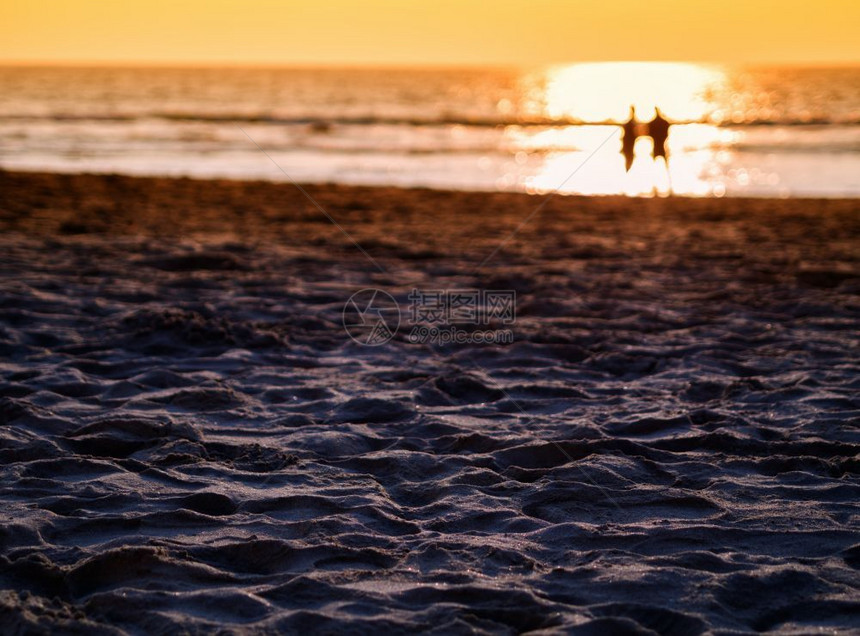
[1,0,858,67]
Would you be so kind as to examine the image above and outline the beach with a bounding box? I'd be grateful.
[1,170,859,633]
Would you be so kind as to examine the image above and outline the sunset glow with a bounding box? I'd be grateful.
[538,62,725,123]
[1,0,858,66]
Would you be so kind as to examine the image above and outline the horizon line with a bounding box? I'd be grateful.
[1,58,859,71]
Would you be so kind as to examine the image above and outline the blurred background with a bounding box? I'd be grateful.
[1,0,858,196]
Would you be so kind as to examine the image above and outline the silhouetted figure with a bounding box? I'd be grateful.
[648,108,670,161]
[621,106,637,172]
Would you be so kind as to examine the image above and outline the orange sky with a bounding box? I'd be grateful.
[1,0,857,66]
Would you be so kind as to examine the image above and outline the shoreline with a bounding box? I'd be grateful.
[3,169,858,232]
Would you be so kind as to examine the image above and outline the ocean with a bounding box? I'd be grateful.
[1,62,858,196]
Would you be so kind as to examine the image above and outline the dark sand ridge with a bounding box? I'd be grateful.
[0,170,858,633]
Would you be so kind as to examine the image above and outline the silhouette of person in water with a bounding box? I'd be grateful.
[647,107,672,194]
[648,107,670,162]
[621,105,637,172]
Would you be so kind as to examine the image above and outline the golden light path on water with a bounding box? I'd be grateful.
[511,62,738,196]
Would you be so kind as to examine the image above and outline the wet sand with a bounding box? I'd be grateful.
[1,170,859,633]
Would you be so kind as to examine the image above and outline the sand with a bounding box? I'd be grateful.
[0,170,858,634]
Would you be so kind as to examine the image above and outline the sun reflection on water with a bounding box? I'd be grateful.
[516,62,731,196]
[540,61,725,123]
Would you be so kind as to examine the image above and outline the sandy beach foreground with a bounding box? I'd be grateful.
[1,171,858,633]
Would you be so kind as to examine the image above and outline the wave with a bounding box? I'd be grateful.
[6,140,859,156]
[2,112,860,128]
